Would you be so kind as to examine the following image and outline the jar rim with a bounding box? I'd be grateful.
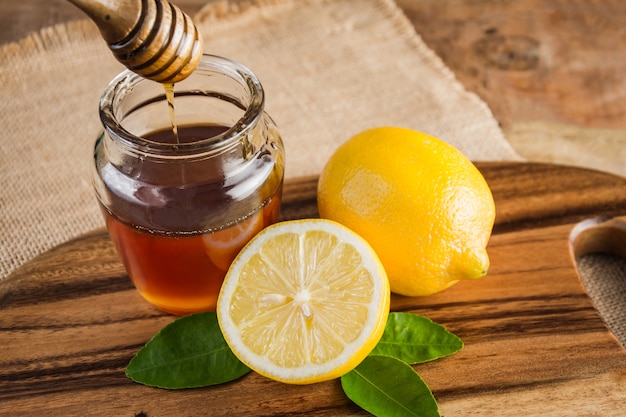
[98,54,265,157]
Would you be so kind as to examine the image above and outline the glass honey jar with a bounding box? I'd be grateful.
[93,55,285,315]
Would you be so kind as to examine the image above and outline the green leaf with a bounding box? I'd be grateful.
[341,355,440,417]
[371,312,463,364]
[126,312,250,389]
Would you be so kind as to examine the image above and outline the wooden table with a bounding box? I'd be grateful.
[2,0,626,177]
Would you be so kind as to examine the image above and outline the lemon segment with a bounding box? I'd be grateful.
[217,219,390,384]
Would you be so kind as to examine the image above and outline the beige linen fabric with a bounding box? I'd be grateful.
[577,254,626,348]
[194,0,522,179]
[0,0,520,280]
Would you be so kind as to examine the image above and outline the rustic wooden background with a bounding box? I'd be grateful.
[2,0,626,178]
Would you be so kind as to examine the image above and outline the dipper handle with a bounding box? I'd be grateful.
[68,0,203,83]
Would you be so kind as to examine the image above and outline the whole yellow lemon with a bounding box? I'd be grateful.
[317,127,496,296]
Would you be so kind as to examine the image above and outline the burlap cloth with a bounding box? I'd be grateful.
[0,0,623,347]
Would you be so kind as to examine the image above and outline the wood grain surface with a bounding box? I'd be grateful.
[398,0,626,178]
[2,162,626,416]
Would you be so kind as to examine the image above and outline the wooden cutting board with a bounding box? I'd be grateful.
[2,162,626,416]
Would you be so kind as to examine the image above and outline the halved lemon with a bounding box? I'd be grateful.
[216,219,390,384]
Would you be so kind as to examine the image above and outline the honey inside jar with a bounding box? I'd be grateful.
[101,125,282,315]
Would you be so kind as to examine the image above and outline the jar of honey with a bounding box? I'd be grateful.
[93,55,285,315]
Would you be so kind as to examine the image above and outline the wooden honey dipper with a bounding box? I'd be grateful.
[68,0,204,83]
